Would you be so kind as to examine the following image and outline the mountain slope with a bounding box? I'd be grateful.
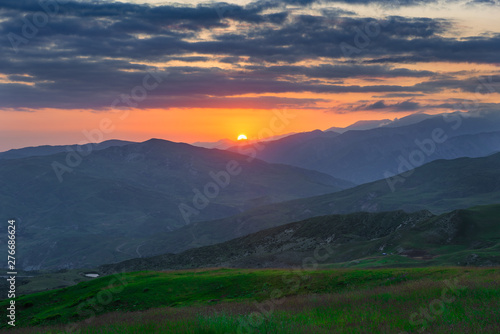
[326,113,435,133]
[99,204,500,273]
[231,112,500,184]
[326,119,391,133]
[0,139,134,160]
[0,139,352,270]
[191,138,237,150]
[134,152,500,256]
[384,113,436,128]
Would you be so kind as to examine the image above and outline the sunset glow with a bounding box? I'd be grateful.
[0,0,499,151]
[2,2,500,327]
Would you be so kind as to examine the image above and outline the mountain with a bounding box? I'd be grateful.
[228,130,341,164]
[0,140,134,160]
[326,113,437,133]
[0,139,352,270]
[193,133,299,150]
[326,119,391,133]
[191,138,237,150]
[99,204,500,273]
[132,152,500,256]
[384,113,436,128]
[230,111,500,184]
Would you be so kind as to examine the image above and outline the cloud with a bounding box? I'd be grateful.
[0,59,497,110]
[343,97,500,113]
[0,0,499,111]
[244,64,435,78]
[357,99,421,111]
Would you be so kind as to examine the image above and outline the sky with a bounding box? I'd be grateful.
[0,0,499,151]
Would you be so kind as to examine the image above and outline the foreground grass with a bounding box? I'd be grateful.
[2,267,499,333]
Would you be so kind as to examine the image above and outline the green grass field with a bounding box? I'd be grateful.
[1,267,499,333]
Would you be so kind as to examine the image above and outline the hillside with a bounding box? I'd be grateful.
[326,113,435,133]
[128,153,500,256]
[0,140,134,160]
[99,204,500,273]
[231,112,500,184]
[0,139,351,270]
[2,268,498,333]
[326,118,392,132]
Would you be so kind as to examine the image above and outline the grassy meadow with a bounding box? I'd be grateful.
[1,267,498,333]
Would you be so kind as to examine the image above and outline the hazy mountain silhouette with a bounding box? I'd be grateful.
[0,140,134,160]
[138,152,500,257]
[326,119,392,133]
[100,204,500,273]
[231,112,500,184]
[0,139,352,269]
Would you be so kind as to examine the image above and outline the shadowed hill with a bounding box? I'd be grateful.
[135,152,500,256]
[99,204,500,273]
[0,140,134,160]
[230,112,500,184]
[0,139,352,270]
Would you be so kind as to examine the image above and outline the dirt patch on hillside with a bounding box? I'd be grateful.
[401,249,434,260]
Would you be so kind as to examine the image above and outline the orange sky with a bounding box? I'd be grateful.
[0,107,403,150]
[0,104,463,151]
[1,81,498,151]
[1,0,499,151]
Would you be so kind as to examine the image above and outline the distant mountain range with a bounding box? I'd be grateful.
[326,113,444,133]
[196,114,432,150]
[192,133,297,150]
[100,204,500,274]
[2,111,500,271]
[230,112,500,184]
[0,140,134,160]
[191,138,238,150]
[327,119,392,133]
[0,139,351,270]
[136,152,500,257]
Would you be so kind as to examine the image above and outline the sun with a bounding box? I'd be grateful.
[237,134,248,141]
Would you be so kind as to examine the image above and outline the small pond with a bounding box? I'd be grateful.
[84,273,100,278]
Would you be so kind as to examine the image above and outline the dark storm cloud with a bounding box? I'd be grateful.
[375,93,425,98]
[340,99,421,112]
[363,34,500,64]
[3,61,495,110]
[0,0,287,27]
[362,100,421,111]
[413,76,500,94]
[346,97,500,113]
[324,0,441,5]
[244,64,435,78]
[0,0,498,110]
[177,16,456,65]
[259,0,453,6]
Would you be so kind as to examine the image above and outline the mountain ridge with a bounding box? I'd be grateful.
[99,204,500,274]
[229,112,500,183]
[133,152,500,257]
[0,139,134,160]
[0,139,352,270]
